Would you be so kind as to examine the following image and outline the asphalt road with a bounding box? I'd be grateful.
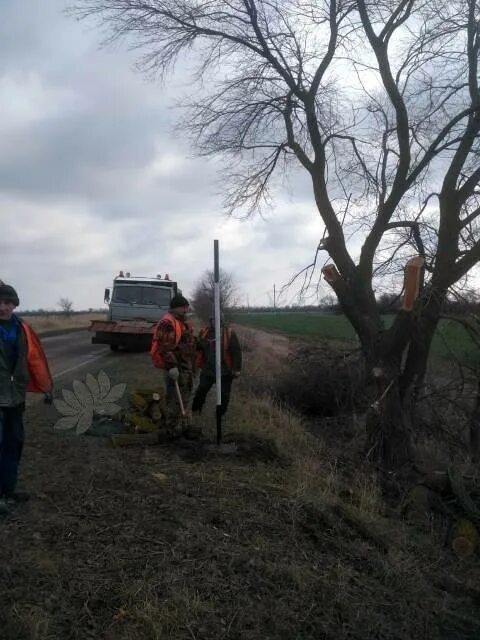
[41,330,111,382]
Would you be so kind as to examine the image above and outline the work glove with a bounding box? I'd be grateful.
[43,392,53,405]
[168,367,179,381]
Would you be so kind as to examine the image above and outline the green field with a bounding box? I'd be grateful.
[232,312,479,362]
[232,312,358,341]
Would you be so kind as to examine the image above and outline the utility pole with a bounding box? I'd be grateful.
[214,240,222,445]
[273,284,276,314]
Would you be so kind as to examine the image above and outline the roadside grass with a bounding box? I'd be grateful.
[115,583,208,640]
[3,334,480,639]
[220,328,383,518]
[222,392,387,533]
[11,604,50,640]
[20,312,106,334]
[232,312,479,361]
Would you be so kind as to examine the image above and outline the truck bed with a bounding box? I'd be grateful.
[89,320,156,334]
[89,319,157,350]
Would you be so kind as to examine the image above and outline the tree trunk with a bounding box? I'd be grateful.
[365,361,413,469]
[327,256,447,472]
[470,379,480,462]
[363,289,445,471]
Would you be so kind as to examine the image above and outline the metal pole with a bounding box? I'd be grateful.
[214,240,222,444]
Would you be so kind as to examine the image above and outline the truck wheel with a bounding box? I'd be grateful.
[110,344,119,352]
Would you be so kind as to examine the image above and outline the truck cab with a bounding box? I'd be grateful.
[90,272,179,351]
[107,274,178,323]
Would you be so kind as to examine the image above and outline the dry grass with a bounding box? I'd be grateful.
[22,312,106,334]
[2,328,480,639]
[11,605,50,640]
[230,327,362,507]
[111,584,208,640]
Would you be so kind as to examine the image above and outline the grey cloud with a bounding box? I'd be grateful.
[0,0,328,310]
[0,1,80,74]
[0,110,156,198]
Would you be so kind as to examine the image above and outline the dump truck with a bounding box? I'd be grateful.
[89,272,178,351]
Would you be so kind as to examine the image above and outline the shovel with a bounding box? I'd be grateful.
[174,380,186,417]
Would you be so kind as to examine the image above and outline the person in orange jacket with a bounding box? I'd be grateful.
[0,282,53,515]
[150,294,197,437]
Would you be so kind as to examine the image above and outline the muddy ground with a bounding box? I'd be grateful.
[1,332,480,639]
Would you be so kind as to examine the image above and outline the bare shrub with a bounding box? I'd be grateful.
[58,297,74,316]
[275,344,366,418]
[191,269,237,323]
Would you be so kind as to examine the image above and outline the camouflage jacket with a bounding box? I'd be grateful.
[154,316,197,373]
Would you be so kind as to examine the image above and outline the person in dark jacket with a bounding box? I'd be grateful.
[192,315,242,419]
[0,282,53,515]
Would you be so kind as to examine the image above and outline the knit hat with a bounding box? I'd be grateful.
[0,282,19,306]
[170,294,189,309]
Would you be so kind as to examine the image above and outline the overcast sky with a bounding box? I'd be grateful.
[0,0,328,311]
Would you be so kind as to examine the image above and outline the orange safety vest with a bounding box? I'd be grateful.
[21,322,54,393]
[196,326,233,371]
[150,312,184,369]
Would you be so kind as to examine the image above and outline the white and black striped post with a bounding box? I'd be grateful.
[214,239,222,444]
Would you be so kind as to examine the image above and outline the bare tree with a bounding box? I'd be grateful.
[58,297,74,317]
[72,0,480,469]
[191,269,237,322]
